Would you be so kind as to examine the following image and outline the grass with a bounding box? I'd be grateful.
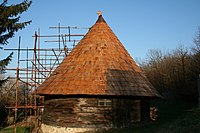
[0,125,34,133]
[0,126,26,133]
[107,99,200,133]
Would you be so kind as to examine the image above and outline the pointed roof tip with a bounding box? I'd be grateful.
[96,11,106,23]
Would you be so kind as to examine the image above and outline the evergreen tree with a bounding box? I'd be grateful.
[0,0,32,87]
[0,0,32,127]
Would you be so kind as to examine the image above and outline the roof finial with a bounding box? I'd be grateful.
[97,11,102,16]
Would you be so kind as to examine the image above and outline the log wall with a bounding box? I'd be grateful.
[42,97,145,131]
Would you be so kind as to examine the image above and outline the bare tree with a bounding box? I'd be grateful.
[140,43,198,100]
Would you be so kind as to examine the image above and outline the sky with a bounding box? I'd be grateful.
[1,0,200,70]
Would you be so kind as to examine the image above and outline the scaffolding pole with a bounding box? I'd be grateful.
[14,36,21,133]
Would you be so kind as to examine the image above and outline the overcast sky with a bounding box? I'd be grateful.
[2,0,200,70]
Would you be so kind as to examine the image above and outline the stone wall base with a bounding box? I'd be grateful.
[40,123,107,133]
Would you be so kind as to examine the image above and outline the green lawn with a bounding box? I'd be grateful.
[107,99,200,133]
[0,125,33,133]
[0,127,26,133]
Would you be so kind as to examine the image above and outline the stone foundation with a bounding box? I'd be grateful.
[41,123,102,133]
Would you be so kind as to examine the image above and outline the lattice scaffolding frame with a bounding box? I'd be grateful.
[1,23,88,133]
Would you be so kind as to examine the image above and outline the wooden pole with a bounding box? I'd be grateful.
[198,74,200,107]
[14,36,21,133]
[25,47,28,126]
[34,32,38,132]
[58,23,60,50]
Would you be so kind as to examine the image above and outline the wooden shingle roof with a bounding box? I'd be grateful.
[37,15,160,97]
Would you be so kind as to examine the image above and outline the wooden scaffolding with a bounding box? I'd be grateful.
[1,24,88,132]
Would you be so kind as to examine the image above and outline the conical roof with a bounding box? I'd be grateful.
[37,15,160,97]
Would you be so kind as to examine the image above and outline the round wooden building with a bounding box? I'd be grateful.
[37,14,160,133]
